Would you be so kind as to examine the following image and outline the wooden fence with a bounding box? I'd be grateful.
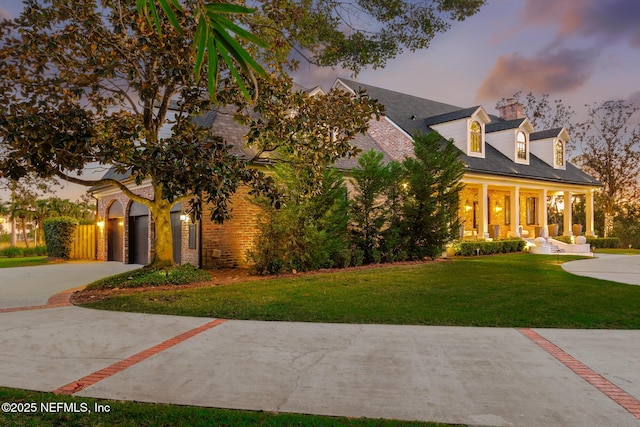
[70,224,96,260]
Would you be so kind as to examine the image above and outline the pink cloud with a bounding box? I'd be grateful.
[520,0,640,49]
[0,8,10,20]
[476,48,597,101]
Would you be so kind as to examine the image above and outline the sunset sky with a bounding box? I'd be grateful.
[1,0,639,199]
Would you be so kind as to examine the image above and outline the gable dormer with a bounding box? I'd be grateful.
[424,106,491,158]
[530,128,570,170]
[485,118,534,165]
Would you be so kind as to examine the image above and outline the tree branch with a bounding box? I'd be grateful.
[54,170,151,206]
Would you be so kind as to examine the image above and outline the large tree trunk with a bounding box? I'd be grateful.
[150,206,175,269]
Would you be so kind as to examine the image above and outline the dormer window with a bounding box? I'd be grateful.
[470,121,482,153]
[516,131,527,160]
[555,139,564,166]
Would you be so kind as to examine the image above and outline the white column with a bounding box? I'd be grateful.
[508,186,520,237]
[585,189,595,236]
[478,183,488,239]
[563,191,573,236]
[539,189,548,226]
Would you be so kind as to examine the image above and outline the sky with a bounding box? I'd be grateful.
[1,0,639,200]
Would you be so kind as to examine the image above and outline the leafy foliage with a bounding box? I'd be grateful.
[573,100,640,237]
[86,264,211,290]
[43,217,78,260]
[401,132,465,260]
[249,165,349,274]
[349,150,395,264]
[453,239,525,256]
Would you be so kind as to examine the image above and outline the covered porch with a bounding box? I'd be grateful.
[458,175,596,241]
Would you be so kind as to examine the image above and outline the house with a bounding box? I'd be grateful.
[90,79,600,267]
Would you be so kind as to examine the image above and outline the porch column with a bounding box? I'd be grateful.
[563,191,573,236]
[585,189,595,236]
[508,186,520,237]
[539,189,548,233]
[478,183,488,239]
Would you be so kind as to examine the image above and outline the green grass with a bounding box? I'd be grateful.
[595,248,640,255]
[81,254,640,329]
[85,264,212,290]
[0,256,50,268]
[0,387,456,427]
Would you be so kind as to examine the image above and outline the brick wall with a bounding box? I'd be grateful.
[200,186,262,268]
[366,117,414,161]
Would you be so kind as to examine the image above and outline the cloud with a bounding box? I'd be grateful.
[628,91,640,107]
[476,48,598,101]
[0,8,10,20]
[520,0,640,49]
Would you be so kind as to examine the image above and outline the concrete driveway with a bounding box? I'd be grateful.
[562,253,640,285]
[0,261,140,309]
[0,261,639,426]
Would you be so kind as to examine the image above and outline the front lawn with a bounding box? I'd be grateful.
[0,256,50,268]
[0,387,452,427]
[80,254,640,329]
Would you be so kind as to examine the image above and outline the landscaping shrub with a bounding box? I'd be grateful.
[401,132,464,260]
[588,237,619,248]
[454,239,526,256]
[43,217,77,259]
[248,166,350,274]
[554,236,620,248]
[1,246,22,258]
[86,264,211,290]
[34,245,47,256]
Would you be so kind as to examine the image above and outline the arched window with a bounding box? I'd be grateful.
[555,139,564,166]
[470,121,482,153]
[516,131,527,160]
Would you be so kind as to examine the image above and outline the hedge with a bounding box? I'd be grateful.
[0,246,48,258]
[43,217,78,259]
[554,236,620,248]
[453,239,526,256]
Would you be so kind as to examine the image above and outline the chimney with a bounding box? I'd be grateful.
[497,98,524,121]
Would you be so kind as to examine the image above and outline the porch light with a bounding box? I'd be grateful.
[464,201,472,212]
[96,220,105,228]
[180,213,189,222]
[494,201,503,213]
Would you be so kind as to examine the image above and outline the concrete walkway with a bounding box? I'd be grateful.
[0,261,639,426]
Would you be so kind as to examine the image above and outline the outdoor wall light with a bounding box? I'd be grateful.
[464,201,472,212]
[96,220,105,228]
[494,201,503,213]
[180,213,189,222]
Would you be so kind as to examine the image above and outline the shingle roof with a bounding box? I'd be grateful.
[530,128,563,140]
[423,106,481,126]
[337,79,464,135]
[486,118,527,133]
[337,79,599,187]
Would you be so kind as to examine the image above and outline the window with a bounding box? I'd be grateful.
[188,224,196,249]
[516,131,527,160]
[526,197,537,225]
[555,139,564,166]
[470,121,482,153]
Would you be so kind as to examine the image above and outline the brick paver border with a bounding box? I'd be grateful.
[519,328,640,419]
[0,286,82,313]
[54,318,227,395]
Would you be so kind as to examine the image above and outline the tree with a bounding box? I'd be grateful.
[0,1,273,267]
[573,100,640,237]
[0,0,482,268]
[401,132,464,260]
[349,150,392,264]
